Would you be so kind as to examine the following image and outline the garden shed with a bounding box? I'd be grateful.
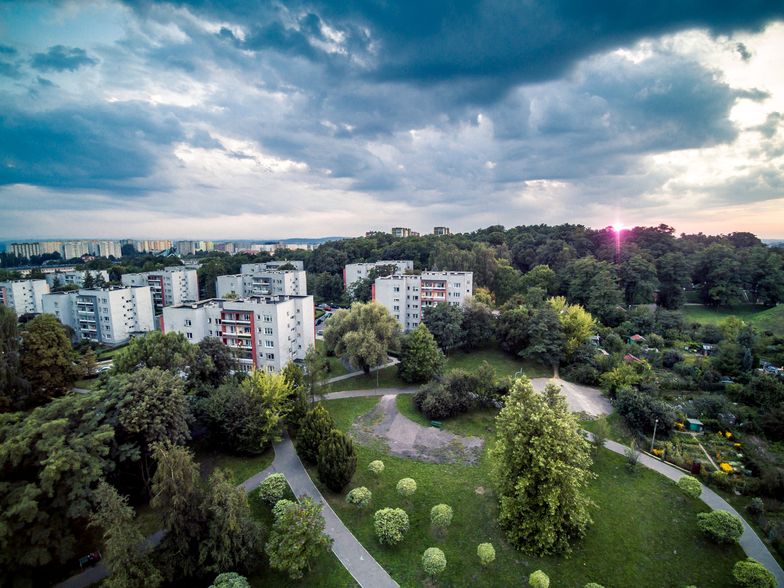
[686,418,704,433]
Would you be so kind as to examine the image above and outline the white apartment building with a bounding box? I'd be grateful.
[45,270,110,288]
[42,286,155,344]
[242,261,305,271]
[0,279,50,315]
[121,266,199,312]
[216,263,307,299]
[373,271,473,332]
[162,295,315,373]
[344,260,414,290]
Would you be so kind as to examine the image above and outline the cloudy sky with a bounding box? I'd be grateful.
[1,1,783,240]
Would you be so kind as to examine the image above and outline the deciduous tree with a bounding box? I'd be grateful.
[265,496,332,579]
[422,302,465,351]
[113,331,195,374]
[398,323,445,384]
[323,302,399,373]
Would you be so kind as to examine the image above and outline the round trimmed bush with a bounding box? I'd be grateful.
[259,473,288,505]
[422,547,447,577]
[529,570,550,588]
[272,499,295,519]
[677,475,702,498]
[368,460,385,476]
[209,572,250,588]
[477,543,495,566]
[396,477,417,497]
[373,507,410,546]
[696,510,744,544]
[733,558,776,588]
[584,584,605,588]
[346,486,372,508]
[430,504,453,529]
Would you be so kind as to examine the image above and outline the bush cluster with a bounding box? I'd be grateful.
[346,487,372,508]
[696,510,744,544]
[677,475,702,499]
[373,508,410,546]
[259,473,288,505]
[413,370,490,420]
[421,547,447,576]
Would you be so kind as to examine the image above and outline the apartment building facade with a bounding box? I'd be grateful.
[42,286,155,344]
[162,295,315,373]
[0,279,51,315]
[121,266,199,312]
[216,262,307,299]
[372,271,473,332]
[45,270,110,288]
[343,260,414,290]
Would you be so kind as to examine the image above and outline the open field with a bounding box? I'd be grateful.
[319,396,745,588]
[444,348,553,378]
[682,304,784,336]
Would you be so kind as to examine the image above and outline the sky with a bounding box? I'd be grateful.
[1,1,783,240]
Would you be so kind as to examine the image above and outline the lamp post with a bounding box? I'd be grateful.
[651,418,659,455]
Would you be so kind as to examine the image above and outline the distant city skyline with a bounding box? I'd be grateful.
[1,3,783,238]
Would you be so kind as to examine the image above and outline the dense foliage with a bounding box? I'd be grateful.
[398,323,445,383]
[323,302,400,373]
[297,404,336,464]
[696,510,744,544]
[265,496,332,579]
[373,507,410,545]
[317,428,357,492]
[732,558,777,588]
[422,547,447,576]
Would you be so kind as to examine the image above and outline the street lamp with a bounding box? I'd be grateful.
[650,418,659,455]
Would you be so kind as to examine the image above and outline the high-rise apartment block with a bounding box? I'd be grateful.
[121,266,199,313]
[9,242,42,258]
[372,271,473,332]
[216,262,307,299]
[43,286,155,344]
[433,226,451,236]
[162,295,315,373]
[343,260,414,290]
[0,279,51,315]
[391,227,412,238]
[45,270,110,288]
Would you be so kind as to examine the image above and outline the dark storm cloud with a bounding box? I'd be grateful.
[0,103,184,191]
[736,42,752,61]
[30,45,98,72]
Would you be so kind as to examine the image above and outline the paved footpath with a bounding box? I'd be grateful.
[602,438,784,587]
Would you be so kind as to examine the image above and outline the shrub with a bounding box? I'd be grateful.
[317,429,357,492]
[696,510,744,544]
[584,584,605,588]
[396,478,417,497]
[677,475,702,498]
[421,547,447,577]
[272,499,296,519]
[430,504,453,529]
[477,543,495,566]
[374,508,410,545]
[346,487,372,508]
[420,384,455,420]
[209,572,251,588]
[746,497,765,516]
[733,558,776,588]
[662,350,683,369]
[368,460,385,476]
[259,473,288,505]
[529,569,550,588]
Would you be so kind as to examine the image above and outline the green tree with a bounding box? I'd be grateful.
[210,572,251,588]
[0,393,115,574]
[548,296,595,361]
[733,558,776,588]
[265,496,332,579]
[0,305,28,411]
[324,302,399,374]
[204,370,292,454]
[491,378,595,555]
[90,482,163,588]
[520,265,557,295]
[303,345,329,401]
[562,257,623,323]
[106,367,191,490]
[297,404,336,464]
[422,302,465,351]
[656,251,690,309]
[19,313,80,407]
[150,444,206,580]
[199,469,264,574]
[317,429,357,492]
[461,299,496,349]
[314,272,345,303]
[398,323,445,384]
[113,331,195,374]
[620,253,659,305]
[83,270,95,288]
[188,337,235,393]
[694,243,743,306]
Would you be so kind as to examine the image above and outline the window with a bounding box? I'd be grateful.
[266,353,275,360]
[186,332,193,339]
[263,314,272,322]
[393,287,400,292]
[393,305,400,311]
[266,365,274,372]
[264,327,273,335]
[265,340,274,348]
[185,319,192,326]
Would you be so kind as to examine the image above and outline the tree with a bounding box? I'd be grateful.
[694,244,743,306]
[620,253,658,304]
[529,570,550,588]
[520,264,557,295]
[519,304,565,368]
[303,345,329,401]
[199,469,264,574]
[150,444,206,580]
[461,299,496,349]
[259,473,289,504]
[297,404,336,464]
[188,337,235,392]
[656,252,690,309]
[81,348,98,378]
[204,370,292,454]
[398,323,445,384]
[346,487,372,508]
[265,496,332,579]
[0,305,28,411]
[83,270,95,288]
[106,367,191,491]
[677,476,702,499]
[430,504,453,530]
[422,302,465,351]
[561,257,623,323]
[317,429,357,492]
[113,331,195,374]
[19,314,80,407]
[548,297,595,361]
[396,477,417,497]
[491,379,595,555]
[90,482,162,588]
[324,302,399,374]
[210,573,251,588]
[314,272,345,303]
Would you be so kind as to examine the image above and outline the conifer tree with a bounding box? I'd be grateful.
[297,404,335,464]
[317,429,357,492]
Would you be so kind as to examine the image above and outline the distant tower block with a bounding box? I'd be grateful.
[433,226,451,236]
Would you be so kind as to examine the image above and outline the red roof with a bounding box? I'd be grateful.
[630,334,645,342]
[624,353,644,363]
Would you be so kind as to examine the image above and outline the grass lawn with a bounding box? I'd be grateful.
[96,343,127,360]
[444,347,553,379]
[317,339,350,377]
[73,377,101,390]
[325,365,409,392]
[247,483,359,587]
[580,412,634,445]
[194,445,275,485]
[320,397,745,588]
[682,304,784,333]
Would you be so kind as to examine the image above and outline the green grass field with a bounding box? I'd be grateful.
[320,396,745,588]
[445,348,553,379]
[682,304,784,336]
[316,339,350,377]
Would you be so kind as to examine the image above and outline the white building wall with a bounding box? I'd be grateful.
[217,269,307,298]
[46,270,110,288]
[121,267,199,310]
[0,279,50,315]
[344,260,414,290]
